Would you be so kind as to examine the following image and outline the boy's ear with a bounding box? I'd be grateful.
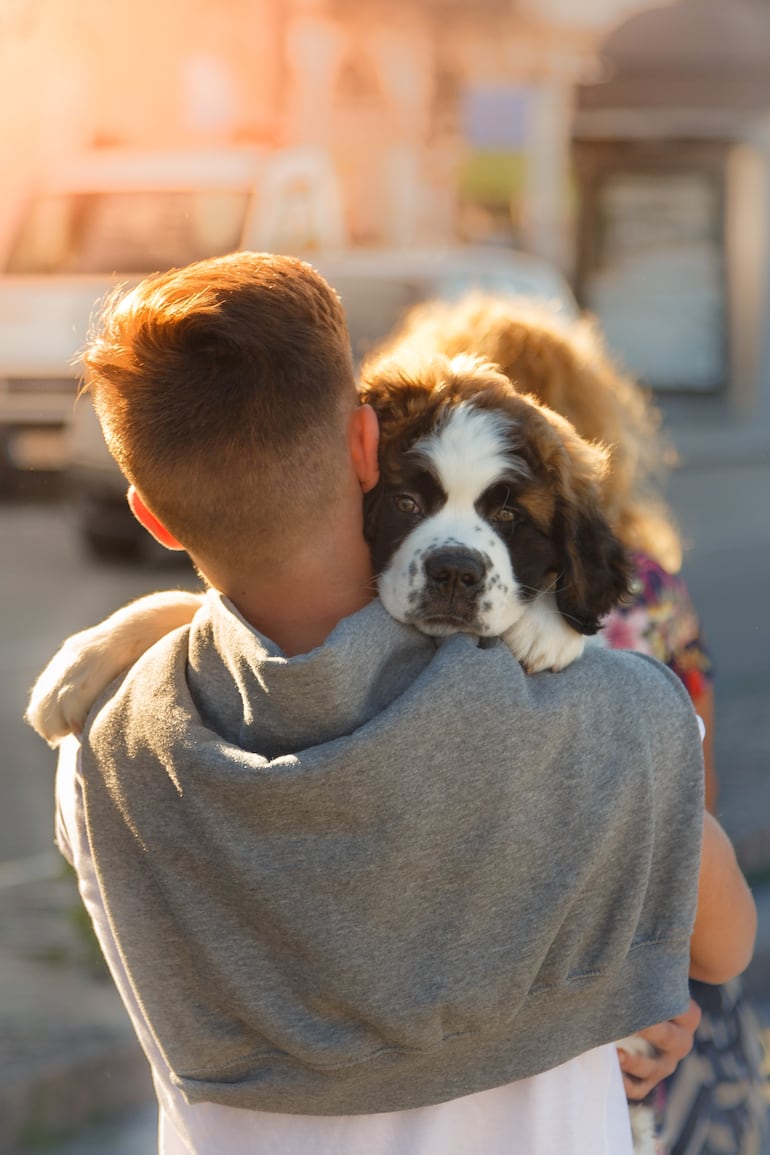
[349,403,380,494]
[127,486,185,551]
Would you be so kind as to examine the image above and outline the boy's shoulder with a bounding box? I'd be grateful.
[577,641,693,700]
[433,630,700,753]
[552,642,701,739]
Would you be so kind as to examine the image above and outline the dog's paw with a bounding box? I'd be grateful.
[26,627,123,746]
[502,593,585,673]
[617,1035,658,1155]
[627,1100,657,1155]
[25,590,204,746]
[616,1034,656,1061]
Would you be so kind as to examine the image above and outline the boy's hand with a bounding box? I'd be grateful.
[618,1000,702,1100]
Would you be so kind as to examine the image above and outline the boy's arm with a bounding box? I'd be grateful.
[619,814,755,1099]
[689,810,757,984]
[26,590,203,746]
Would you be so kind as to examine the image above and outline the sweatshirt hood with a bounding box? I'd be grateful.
[187,591,438,757]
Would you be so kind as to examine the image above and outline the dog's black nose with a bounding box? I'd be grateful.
[424,549,486,593]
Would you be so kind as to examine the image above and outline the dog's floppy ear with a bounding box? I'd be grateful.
[362,481,384,549]
[359,352,449,576]
[553,504,632,635]
[530,404,632,635]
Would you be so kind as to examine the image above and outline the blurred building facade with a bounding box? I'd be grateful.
[1,0,662,261]
[3,0,770,423]
[573,0,770,414]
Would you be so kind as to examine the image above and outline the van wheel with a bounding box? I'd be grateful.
[81,525,142,563]
[0,434,20,497]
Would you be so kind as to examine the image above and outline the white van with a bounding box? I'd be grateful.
[0,144,345,488]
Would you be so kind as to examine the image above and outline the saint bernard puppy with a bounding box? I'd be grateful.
[359,348,631,674]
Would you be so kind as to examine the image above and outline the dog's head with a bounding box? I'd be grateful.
[359,351,631,639]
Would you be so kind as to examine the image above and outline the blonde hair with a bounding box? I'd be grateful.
[371,294,682,572]
[83,251,357,562]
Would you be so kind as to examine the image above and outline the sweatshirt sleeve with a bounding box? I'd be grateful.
[628,650,706,944]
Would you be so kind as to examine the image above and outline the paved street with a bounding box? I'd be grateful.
[668,460,770,687]
[29,1107,158,1155]
[1,497,198,868]
[666,459,770,876]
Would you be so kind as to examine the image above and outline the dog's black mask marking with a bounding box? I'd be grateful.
[503,518,561,606]
[363,466,446,579]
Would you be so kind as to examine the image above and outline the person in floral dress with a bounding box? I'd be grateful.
[383,294,767,1154]
[604,552,765,1155]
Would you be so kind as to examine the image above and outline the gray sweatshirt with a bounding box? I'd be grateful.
[79,591,704,1115]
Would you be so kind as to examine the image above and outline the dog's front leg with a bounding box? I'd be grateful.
[501,590,585,673]
[25,590,204,746]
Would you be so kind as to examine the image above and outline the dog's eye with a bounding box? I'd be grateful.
[482,483,516,527]
[394,494,421,516]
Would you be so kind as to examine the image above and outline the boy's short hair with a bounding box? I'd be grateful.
[83,251,357,561]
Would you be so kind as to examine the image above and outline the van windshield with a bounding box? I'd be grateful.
[5,190,250,274]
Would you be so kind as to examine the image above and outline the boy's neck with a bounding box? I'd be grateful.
[203,527,376,657]
[229,565,375,656]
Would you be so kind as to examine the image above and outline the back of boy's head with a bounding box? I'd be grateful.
[83,251,357,562]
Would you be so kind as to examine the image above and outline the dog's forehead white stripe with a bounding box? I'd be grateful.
[418,403,521,503]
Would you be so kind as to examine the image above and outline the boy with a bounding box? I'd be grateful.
[37,252,755,1154]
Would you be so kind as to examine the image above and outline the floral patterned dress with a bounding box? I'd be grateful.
[603,552,714,703]
[603,553,767,1155]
